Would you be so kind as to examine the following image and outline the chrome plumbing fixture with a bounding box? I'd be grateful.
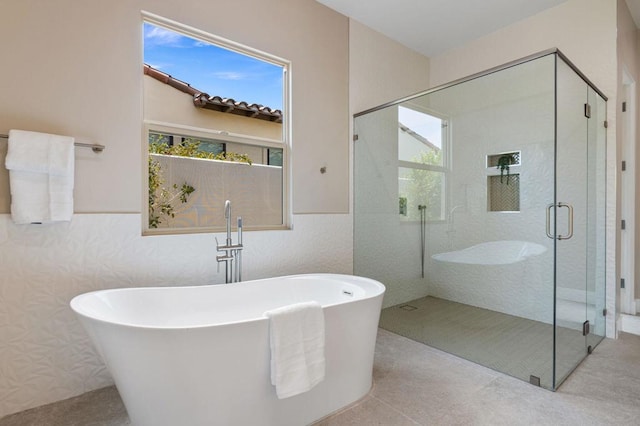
[216,200,243,283]
[447,205,465,231]
[446,204,465,249]
[418,205,426,278]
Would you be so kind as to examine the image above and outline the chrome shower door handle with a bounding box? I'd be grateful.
[546,202,574,240]
[546,203,554,239]
[557,202,574,240]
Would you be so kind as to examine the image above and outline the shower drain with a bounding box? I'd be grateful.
[398,304,418,311]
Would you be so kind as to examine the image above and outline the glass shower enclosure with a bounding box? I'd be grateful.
[353,49,607,390]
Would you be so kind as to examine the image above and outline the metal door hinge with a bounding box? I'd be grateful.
[584,103,591,118]
[622,161,627,171]
[353,134,359,142]
[621,278,626,288]
[582,320,590,336]
[604,120,608,128]
[622,220,626,230]
[529,375,541,387]
[623,101,627,112]
[603,308,607,316]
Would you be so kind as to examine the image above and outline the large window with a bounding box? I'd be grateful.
[142,13,289,233]
[398,106,448,222]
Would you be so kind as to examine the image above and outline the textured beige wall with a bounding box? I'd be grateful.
[0,0,348,215]
[349,19,430,115]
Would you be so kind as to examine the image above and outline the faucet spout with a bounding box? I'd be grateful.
[448,205,464,222]
[225,200,232,245]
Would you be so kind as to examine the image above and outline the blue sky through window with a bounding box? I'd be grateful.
[143,23,283,110]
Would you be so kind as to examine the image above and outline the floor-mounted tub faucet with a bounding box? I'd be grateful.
[216,200,243,283]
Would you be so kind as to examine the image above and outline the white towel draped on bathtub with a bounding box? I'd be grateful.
[264,301,325,399]
[5,129,74,224]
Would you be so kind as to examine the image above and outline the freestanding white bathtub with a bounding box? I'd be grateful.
[70,274,385,426]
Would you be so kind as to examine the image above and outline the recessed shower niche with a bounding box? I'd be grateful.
[487,151,521,212]
[353,49,607,391]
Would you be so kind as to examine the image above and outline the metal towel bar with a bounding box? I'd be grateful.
[0,133,105,153]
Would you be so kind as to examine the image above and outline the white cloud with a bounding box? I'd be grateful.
[213,71,250,81]
[144,26,183,47]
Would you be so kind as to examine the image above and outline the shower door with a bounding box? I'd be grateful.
[554,56,607,389]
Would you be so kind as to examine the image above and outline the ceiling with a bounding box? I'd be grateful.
[316,0,640,58]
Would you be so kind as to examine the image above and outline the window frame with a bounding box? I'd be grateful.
[141,12,291,235]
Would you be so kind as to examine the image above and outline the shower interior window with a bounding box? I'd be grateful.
[398,105,448,222]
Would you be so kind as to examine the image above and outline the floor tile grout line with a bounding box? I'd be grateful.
[367,394,422,425]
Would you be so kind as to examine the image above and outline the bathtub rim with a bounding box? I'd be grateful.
[70,273,386,331]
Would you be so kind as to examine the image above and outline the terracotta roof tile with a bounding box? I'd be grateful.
[144,64,282,123]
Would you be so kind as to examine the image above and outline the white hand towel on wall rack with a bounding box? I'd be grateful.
[264,301,325,399]
[4,129,75,224]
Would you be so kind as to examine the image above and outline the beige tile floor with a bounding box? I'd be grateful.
[2,329,640,425]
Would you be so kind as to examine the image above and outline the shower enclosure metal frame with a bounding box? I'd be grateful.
[355,49,607,117]
[353,48,607,391]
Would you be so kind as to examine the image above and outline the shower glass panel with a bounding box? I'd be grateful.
[585,86,607,351]
[353,50,607,391]
[554,57,590,385]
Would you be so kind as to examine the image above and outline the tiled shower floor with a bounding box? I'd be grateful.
[379,296,591,389]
